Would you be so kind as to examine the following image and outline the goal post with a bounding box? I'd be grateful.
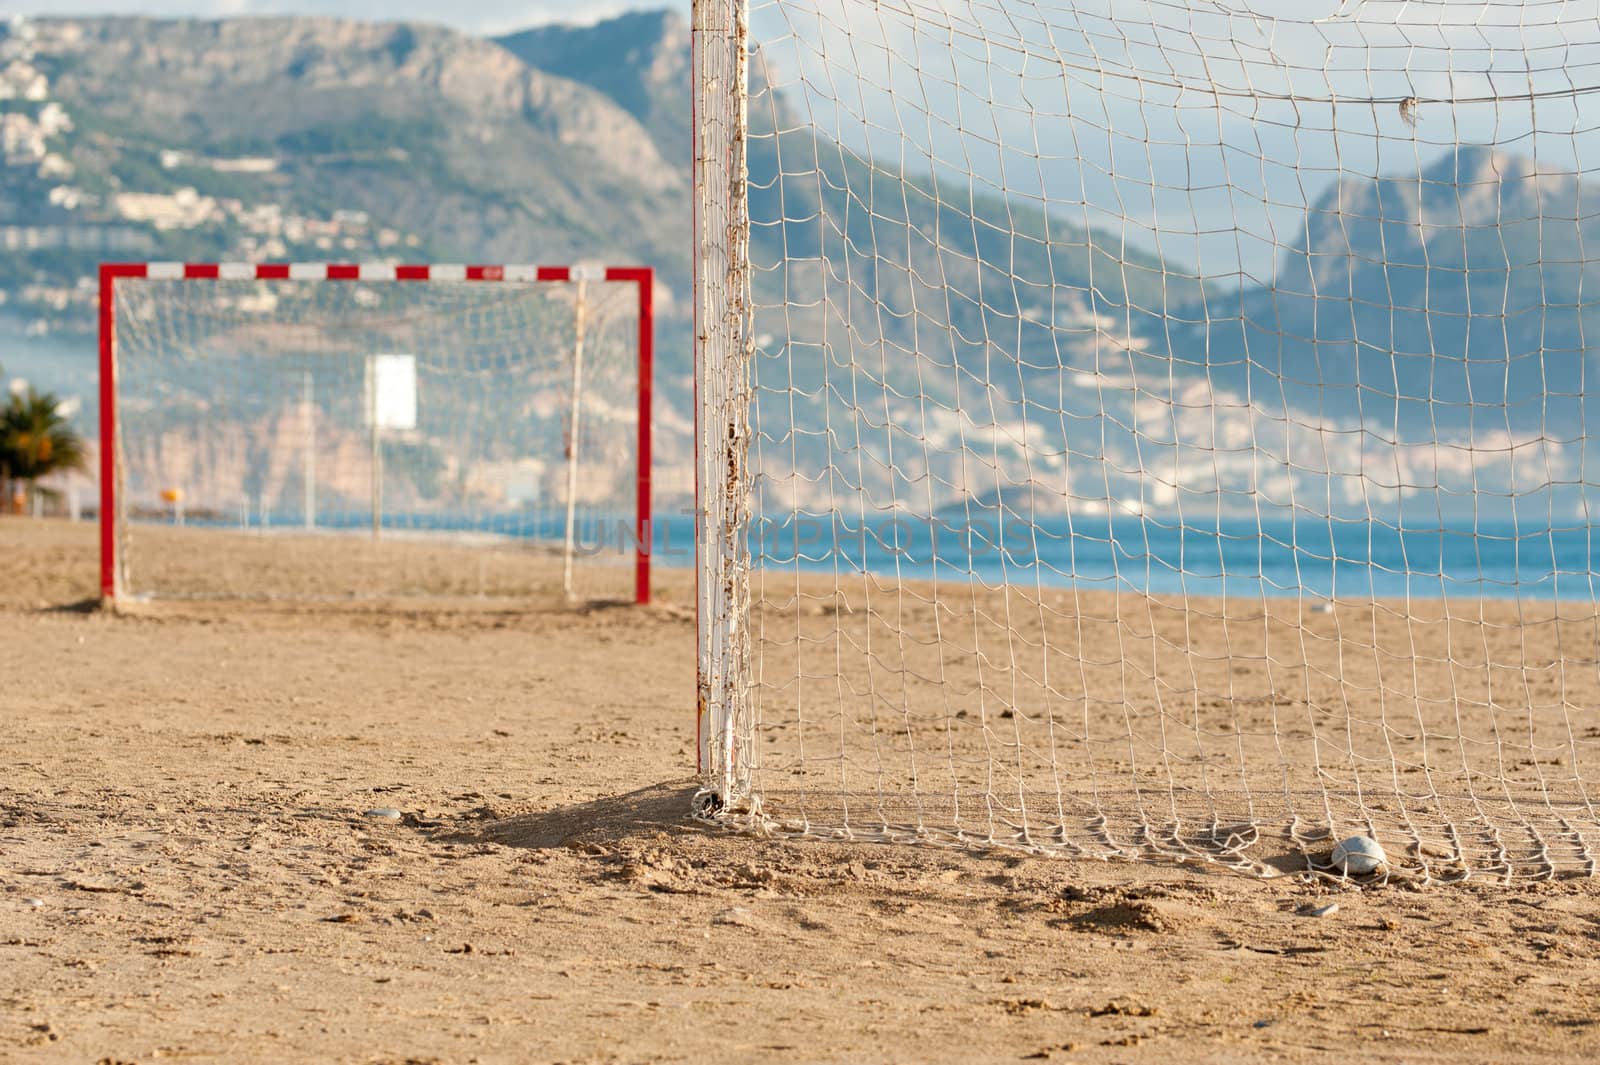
[693,0,1600,881]
[99,261,654,607]
[693,0,756,812]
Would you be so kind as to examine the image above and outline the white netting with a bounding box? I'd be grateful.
[110,275,646,605]
[694,0,1600,880]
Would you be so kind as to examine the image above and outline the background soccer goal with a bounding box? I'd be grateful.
[693,0,1600,880]
[100,262,654,606]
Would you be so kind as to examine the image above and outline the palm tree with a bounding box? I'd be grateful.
[1,382,89,515]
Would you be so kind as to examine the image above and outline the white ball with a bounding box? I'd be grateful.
[1331,835,1387,876]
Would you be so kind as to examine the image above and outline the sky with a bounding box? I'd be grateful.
[0,0,687,35]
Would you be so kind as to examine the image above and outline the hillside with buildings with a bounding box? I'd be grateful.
[0,12,689,332]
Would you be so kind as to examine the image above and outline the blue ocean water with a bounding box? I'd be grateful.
[172,509,1600,601]
[752,512,1600,601]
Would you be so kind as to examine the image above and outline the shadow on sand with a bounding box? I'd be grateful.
[36,597,99,614]
[439,780,703,851]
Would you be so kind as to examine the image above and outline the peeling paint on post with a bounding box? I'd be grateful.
[692,0,754,809]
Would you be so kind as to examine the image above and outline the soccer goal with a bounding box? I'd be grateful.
[692,0,1600,881]
[100,262,654,607]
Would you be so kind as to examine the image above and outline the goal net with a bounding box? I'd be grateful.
[693,0,1600,881]
[101,263,653,607]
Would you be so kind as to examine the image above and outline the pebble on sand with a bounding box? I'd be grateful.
[363,808,403,821]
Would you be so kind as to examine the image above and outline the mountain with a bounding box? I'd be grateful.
[4,11,1595,525]
[495,11,689,166]
[728,130,1600,521]
[1192,145,1599,429]
[21,16,683,272]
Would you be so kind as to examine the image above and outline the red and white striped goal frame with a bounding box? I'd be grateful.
[98,261,655,605]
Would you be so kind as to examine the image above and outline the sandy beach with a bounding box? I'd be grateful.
[3,517,1600,1064]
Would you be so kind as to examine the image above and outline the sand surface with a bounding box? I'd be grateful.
[3,517,1600,1064]
[739,567,1600,880]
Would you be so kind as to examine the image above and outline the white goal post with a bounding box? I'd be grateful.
[99,261,655,606]
[692,0,1600,881]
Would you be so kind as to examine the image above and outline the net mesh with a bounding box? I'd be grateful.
[695,0,1600,880]
[111,276,645,605]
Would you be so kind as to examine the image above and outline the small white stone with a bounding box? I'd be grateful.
[711,906,766,929]
[363,808,403,821]
[1331,835,1387,876]
[22,898,44,909]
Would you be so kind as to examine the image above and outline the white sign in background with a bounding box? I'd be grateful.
[366,354,418,431]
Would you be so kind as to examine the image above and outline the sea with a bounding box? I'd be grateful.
[184,508,1600,602]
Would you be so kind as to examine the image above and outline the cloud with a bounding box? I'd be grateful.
[0,0,686,35]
